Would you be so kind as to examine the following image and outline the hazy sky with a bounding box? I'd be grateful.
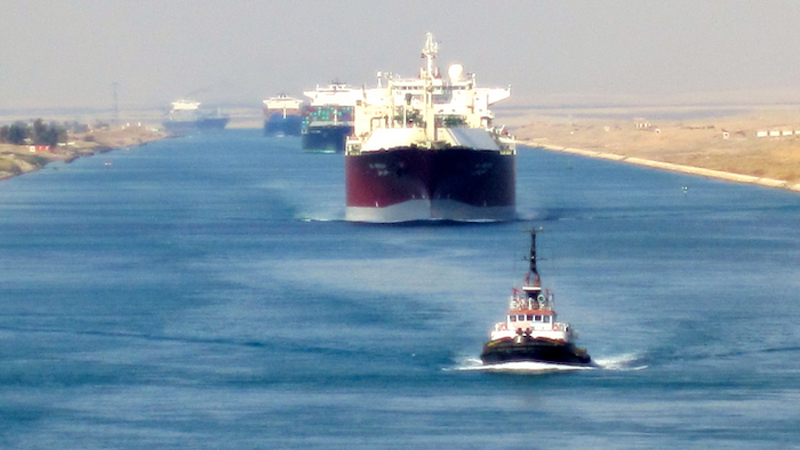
[2,0,800,111]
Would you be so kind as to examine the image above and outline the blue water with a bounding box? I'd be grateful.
[2,130,799,449]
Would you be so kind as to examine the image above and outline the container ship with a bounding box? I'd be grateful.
[345,33,516,222]
[263,95,304,137]
[162,100,229,135]
[480,230,596,369]
[301,83,359,152]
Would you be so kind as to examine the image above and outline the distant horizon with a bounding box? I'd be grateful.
[3,90,800,123]
[3,1,800,112]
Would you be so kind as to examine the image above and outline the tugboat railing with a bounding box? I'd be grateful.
[494,321,568,333]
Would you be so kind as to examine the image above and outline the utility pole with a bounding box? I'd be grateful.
[111,82,120,126]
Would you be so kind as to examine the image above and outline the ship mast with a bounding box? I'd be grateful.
[528,230,541,287]
[421,32,438,80]
[421,32,439,141]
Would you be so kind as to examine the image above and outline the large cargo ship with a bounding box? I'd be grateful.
[162,100,229,135]
[263,95,304,137]
[345,33,516,222]
[301,83,359,152]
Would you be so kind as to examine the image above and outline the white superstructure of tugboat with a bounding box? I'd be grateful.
[480,231,595,368]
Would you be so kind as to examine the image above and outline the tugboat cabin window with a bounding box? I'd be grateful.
[535,315,542,322]
[509,315,516,322]
[526,315,534,321]
[544,316,551,323]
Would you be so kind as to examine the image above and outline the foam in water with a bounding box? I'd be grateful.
[594,353,649,371]
[448,356,596,374]
[447,353,648,373]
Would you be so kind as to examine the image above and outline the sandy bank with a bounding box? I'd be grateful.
[1,125,167,182]
[517,141,800,192]
[505,105,800,193]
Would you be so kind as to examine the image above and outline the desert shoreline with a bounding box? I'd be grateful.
[505,105,800,195]
[4,105,800,196]
[517,140,800,193]
[1,125,168,183]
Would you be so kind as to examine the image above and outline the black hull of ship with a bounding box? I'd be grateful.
[196,117,229,130]
[163,117,229,135]
[480,338,595,367]
[345,147,515,222]
[301,124,353,153]
[264,115,303,137]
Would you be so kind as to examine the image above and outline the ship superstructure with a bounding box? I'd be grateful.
[263,95,304,137]
[344,33,516,222]
[162,99,229,135]
[301,83,361,152]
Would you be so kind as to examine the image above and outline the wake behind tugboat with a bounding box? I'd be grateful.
[479,230,597,371]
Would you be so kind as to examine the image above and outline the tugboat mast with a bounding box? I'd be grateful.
[528,230,541,287]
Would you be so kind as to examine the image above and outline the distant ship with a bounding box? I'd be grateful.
[301,83,359,153]
[162,100,229,135]
[480,230,596,369]
[344,33,516,222]
[263,95,304,137]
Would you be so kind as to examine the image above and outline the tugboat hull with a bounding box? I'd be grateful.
[480,337,595,367]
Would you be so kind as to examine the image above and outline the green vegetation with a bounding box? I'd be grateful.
[0,119,68,147]
[0,122,29,145]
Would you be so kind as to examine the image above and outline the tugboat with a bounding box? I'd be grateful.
[480,231,595,368]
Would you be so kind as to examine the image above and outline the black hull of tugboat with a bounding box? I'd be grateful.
[480,338,594,367]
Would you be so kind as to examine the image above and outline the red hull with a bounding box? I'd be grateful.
[345,147,515,222]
